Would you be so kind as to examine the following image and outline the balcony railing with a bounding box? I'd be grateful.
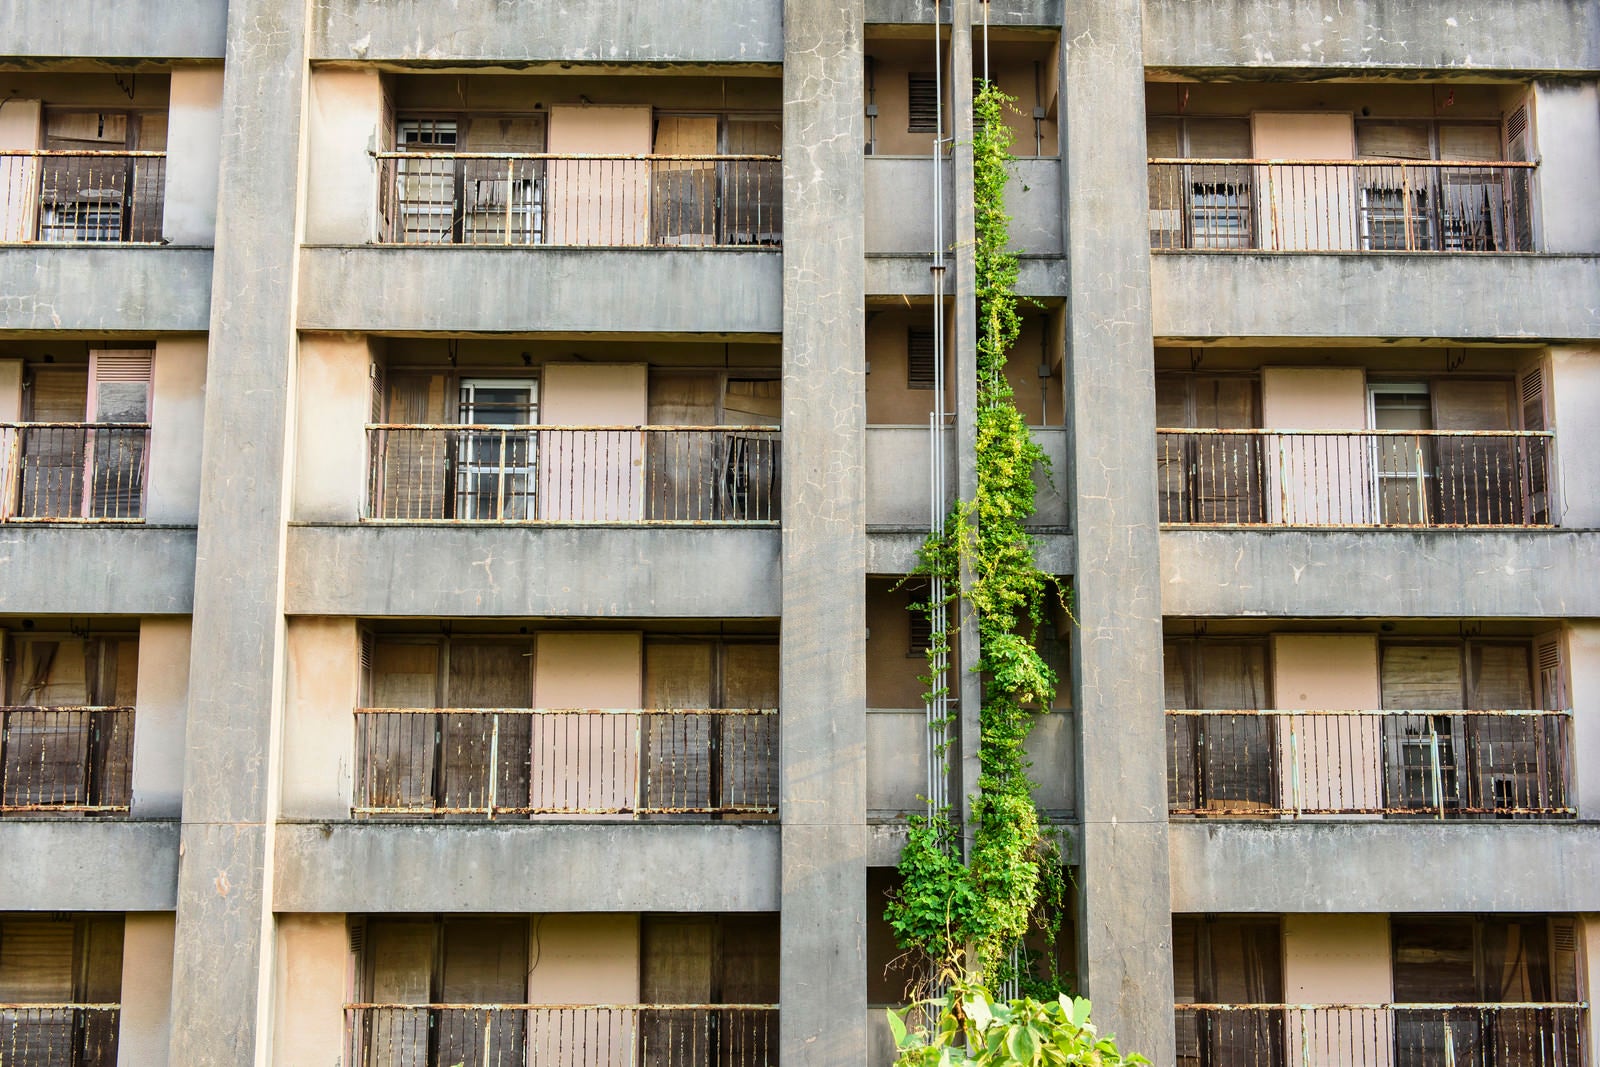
[1157,429,1553,527]
[1149,159,1536,252]
[1,424,151,522]
[374,152,782,248]
[1,150,166,244]
[354,708,778,818]
[345,1003,778,1067]
[1175,1003,1586,1067]
[1167,709,1573,818]
[0,1004,120,1065]
[0,707,134,814]
[365,424,780,524]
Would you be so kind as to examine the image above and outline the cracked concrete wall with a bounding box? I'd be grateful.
[0,527,196,615]
[0,0,227,59]
[168,0,310,1061]
[0,821,178,910]
[1061,0,1176,1057]
[310,0,784,64]
[0,248,213,333]
[779,0,869,1061]
[1144,0,1600,74]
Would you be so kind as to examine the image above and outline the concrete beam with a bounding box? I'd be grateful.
[866,0,1063,27]
[0,526,195,615]
[284,524,781,617]
[865,157,1061,256]
[1161,529,1600,618]
[0,247,212,334]
[780,0,869,1061]
[1152,253,1600,343]
[298,247,782,335]
[867,253,1067,298]
[1171,821,1600,913]
[272,822,779,912]
[0,0,226,60]
[866,529,1076,575]
[0,820,178,911]
[310,0,784,64]
[1144,0,1600,76]
[1062,0,1177,1054]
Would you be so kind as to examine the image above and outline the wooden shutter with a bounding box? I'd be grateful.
[441,643,531,812]
[1438,124,1502,162]
[1356,122,1431,160]
[87,350,153,519]
[906,328,936,390]
[378,373,450,519]
[721,643,779,811]
[439,920,529,1067]
[1517,361,1553,523]
[642,917,716,1002]
[365,920,434,1067]
[365,642,440,811]
[1432,379,1513,430]
[1503,100,1533,163]
[1467,643,1533,710]
[643,640,714,811]
[0,918,74,1000]
[907,73,938,133]
[1381,644,1464,710]
[1185,119,1251,158]
[1551,919,1581,1002]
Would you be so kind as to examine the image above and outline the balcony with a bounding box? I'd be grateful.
[344,1003,777,1067]
[1157,429,1553,528]
[1,424,151,522]
[364,424,780,525]
[1148,159,1536,253]
[375,153,781,249]
[354,707,777,819]
[1174,1003,1585,1066]
[1167,709,1572,819]
[0,1003,121,1064]
[0,707,134,815]
[1,150,167,246]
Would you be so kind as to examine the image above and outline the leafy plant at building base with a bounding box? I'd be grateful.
[888,985,1148,1067]
[886,79,1077,1009]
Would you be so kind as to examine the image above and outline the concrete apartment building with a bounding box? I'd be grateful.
[0,0,1597,1065]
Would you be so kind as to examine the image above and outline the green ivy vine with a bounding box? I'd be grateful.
[885,82,1069,992]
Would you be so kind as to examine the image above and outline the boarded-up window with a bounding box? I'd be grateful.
[3,638,136,813]
[1155,374,1262,523]
[1173,917,1283,1066]
[0,914,122,1067]
[1165,640,1272,813]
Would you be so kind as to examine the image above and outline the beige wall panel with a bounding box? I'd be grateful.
[1251,112,1356,251]
[132,618,191,818]
[1569,623,1600,818]
[526,914,641,1064]
[281,617,360,819]
[534,633,643,814]
[1551,346,1600,528]
[0,99,41,241]
[1283,914,1393,1067]
[147,337,208,524]
[546,105,651,245]
[163,68,224,245]
[305,69,383,244]
[1273,635,1382,815]
[117,913,175,1067]
[0,359,22,421]
[540,363,647,521]
[294,333,373,522]
[271,915,349,1067]
[1262,367,1372,524]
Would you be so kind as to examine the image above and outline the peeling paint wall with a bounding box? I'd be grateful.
[132,619,192,819]
[281,617,360,820]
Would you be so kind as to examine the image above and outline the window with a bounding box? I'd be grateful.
[455,378,538,521]
[1173,916,1283,1067]
[1155,373,1262,523]
[0,914,123,1067]
[1164,639,1274,815]
[1355,120,1513,251]
[907,73,938,133]
[36,109,167,244]
[1146,117,1253,249]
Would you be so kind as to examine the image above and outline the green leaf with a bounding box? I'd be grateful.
[887,1006,909,1048]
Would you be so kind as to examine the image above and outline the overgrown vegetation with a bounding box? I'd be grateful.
[884,82,1064,987]
[888,984,1149,1067]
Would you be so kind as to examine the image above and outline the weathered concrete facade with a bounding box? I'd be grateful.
[0,0,1596,1065]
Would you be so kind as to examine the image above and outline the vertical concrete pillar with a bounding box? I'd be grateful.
[132,619,191,819]
[117,913,176,1067]
[1060,0,1175,1059]
[780,0,868,1062]
[169,1,310,1063]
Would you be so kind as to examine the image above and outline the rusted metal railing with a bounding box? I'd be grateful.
[1156,428,1553,527]
[0,423,151,521]
[0,1004,121,1064]
[354,708,778,818]
[345,1003,778,1067]
[374,152,783,248]
[365,424,780,524]
[1175,1003,1586,1066]
[0,150,166,243]
[1148,159,1537,252]
[0,707,134,814]
[1167,709,1573,819]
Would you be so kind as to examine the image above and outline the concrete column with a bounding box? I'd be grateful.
[117,914,176,1067]
[1060,0,1175,1059]
[162,67,224,246]
[780,0,868,1063]
[131,619,192,819]
[169,0,310,1062]
[147,337,207,526]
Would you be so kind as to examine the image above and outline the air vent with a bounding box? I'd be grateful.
[907,327,936,390]
[908,73,938,133]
